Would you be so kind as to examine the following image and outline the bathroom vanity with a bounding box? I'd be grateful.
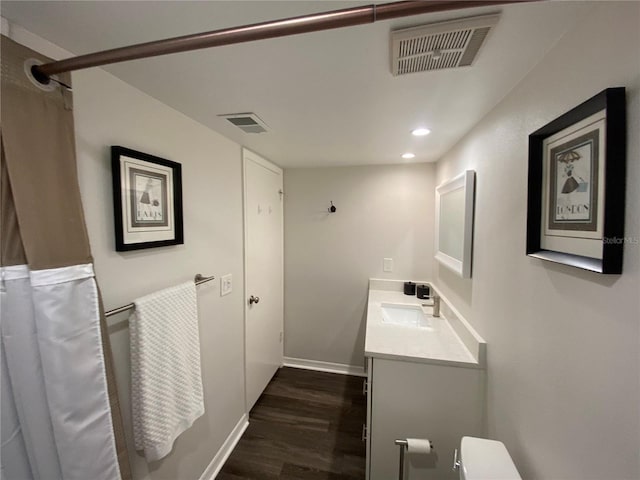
[364,279,486,480]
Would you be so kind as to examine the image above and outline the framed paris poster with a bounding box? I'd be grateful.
[111,146,183,251]
[526,88,626,274]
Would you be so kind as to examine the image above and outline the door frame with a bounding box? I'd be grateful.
[242,148,284,413]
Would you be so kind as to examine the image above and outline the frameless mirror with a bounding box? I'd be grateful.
[435,170,476,278]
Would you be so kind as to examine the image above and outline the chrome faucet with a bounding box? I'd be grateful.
[432,294,441,317]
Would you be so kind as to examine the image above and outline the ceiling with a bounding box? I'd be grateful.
[1,1,592,168]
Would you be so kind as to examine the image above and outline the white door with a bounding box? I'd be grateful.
[243,149,283,411]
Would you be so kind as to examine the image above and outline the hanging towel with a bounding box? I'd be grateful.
[129,281,204,462]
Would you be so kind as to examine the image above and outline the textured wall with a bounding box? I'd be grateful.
[435,3,640,478]
[284,163,436,367]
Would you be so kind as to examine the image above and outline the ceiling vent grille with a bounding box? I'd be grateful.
[390,14,499,76]
[218,112,269,133]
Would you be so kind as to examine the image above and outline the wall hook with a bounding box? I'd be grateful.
[328,201,337,213]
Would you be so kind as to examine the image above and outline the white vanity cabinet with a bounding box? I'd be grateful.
[365,356,484,480]
[364,279,487,480]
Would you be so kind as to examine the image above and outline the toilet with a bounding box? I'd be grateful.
[457,436,522,480]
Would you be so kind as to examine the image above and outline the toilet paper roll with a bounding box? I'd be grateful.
[406,438,432,456]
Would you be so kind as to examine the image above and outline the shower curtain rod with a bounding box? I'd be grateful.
[32,0,536,81]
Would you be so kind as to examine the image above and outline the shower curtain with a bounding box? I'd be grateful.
[0,36,131,480]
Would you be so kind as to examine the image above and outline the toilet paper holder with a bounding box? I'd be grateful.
[395,438,434,480]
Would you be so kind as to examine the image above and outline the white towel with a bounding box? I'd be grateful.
[129,281,204,462]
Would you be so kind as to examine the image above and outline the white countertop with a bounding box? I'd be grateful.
[365,285,481,368]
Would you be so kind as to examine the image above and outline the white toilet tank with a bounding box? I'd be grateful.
[459,436,522,480]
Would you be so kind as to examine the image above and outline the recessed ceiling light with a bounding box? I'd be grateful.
[411,128,431,136]
[402,152,415,159]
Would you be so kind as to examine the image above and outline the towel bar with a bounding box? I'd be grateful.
[104,273,215,317]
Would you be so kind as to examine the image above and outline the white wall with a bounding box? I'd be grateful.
[4,22,247,480]
[434,3,640,479]
[284,164,436,367]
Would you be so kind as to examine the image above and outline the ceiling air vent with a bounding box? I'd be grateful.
[390,14,499,76]
[218,112,269,134]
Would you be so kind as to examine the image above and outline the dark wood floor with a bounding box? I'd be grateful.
[217,367,366,480]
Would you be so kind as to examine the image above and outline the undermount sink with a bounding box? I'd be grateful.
[380,303,433,329]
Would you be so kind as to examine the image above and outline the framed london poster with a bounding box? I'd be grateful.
[526,88,626,274]
[111,146,183,251]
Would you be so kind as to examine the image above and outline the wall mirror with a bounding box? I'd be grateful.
[435,170,476,278]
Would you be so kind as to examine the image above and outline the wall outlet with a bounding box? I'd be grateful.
[383,258,393,272]
[220,274,232,296]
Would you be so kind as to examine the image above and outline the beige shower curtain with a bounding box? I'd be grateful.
[1,35,131,480]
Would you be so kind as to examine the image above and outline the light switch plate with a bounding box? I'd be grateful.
[221,274,232,296]
[383,258,393,272]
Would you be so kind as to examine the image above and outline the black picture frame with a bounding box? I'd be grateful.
[111,146,183,251]
[526,87,626,274]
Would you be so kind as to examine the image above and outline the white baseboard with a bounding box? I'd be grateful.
[198,413,249,480]
[283,356,366,377]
